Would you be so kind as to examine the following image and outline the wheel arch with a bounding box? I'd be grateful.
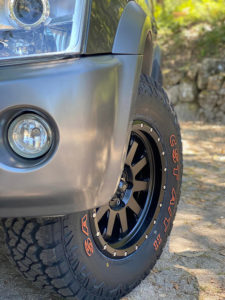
[141,31,154,76]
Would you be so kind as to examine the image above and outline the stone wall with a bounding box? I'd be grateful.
[164,58,225,123]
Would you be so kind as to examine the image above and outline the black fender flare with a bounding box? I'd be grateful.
[112,1,152,55]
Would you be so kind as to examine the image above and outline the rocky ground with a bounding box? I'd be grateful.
[0,122,224,300]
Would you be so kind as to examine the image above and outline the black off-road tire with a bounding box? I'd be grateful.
[2,75,182,299]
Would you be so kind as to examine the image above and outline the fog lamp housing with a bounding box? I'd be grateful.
[8,113,53,159]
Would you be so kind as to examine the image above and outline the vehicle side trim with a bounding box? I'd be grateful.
[112,1,152,55]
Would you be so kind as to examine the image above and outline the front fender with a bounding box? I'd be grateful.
[0,54,142,217]
[113,1,152,55]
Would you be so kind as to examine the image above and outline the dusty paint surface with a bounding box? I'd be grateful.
[0,122,225,300]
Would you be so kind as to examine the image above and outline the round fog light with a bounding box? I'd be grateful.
[8,113,53,159]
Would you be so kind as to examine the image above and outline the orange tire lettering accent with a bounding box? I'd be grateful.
[153,240,158,251]
[153,234,162,251]
[170,188,176,205]
[172,148,179,164]
[168,206,172,217]
[170,135,177,147]
[157,233,162,244]
[81,214,89,236]
[163,217,170,233]
[173,166,179,181]
[84,238,94,257]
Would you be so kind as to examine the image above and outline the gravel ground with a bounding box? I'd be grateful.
[0,122,224,300]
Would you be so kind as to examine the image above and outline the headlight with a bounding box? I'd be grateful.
[8,0,50,29]
[8,113,53,159]
[0,0,85,61]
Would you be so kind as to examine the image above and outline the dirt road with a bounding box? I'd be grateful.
[0,122,224,300]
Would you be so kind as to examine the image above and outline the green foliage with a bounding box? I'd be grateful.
[197,22,225,57]
[155,0,225,57]
[155,0,225,31]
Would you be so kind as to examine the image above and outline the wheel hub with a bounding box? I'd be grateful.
[110,168,134,210]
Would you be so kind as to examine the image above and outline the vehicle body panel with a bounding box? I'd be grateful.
[0,54,142,217]
[86,0,154,55]
[0,0,155,217]
[86,0,127,53]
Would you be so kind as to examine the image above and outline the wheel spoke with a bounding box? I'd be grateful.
[133,180,148,192]
[126,140,138,166]
[119,210,128,233]
[128,196,141,216]
[105,211,116,239]
[132,156,147,176]
[96,206,108,222]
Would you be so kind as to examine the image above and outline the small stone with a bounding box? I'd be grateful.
[164,69,183,86]
[173,283,179,290]
[167,85,179,105]
[207,74,224,91]
[198,90,218,110]
[197,59,211,90]
[219,88,225,96]
[174,102,199,121]
[197,73,208,90]
[187,64,200,80]
[217,97,224,106]
[179,80,197,102]
[198,58,225,89]
[219,82,225,96]
[215,111,225,123]
[219,101,225,112]
[212,106,219,115]
[159,294,167,298]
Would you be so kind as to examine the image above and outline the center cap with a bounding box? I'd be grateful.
[118,179,128,193]
[110,171,133,211]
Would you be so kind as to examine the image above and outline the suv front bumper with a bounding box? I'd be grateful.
[0,55,142,217]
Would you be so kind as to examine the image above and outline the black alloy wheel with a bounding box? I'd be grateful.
[91,121,166,258]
